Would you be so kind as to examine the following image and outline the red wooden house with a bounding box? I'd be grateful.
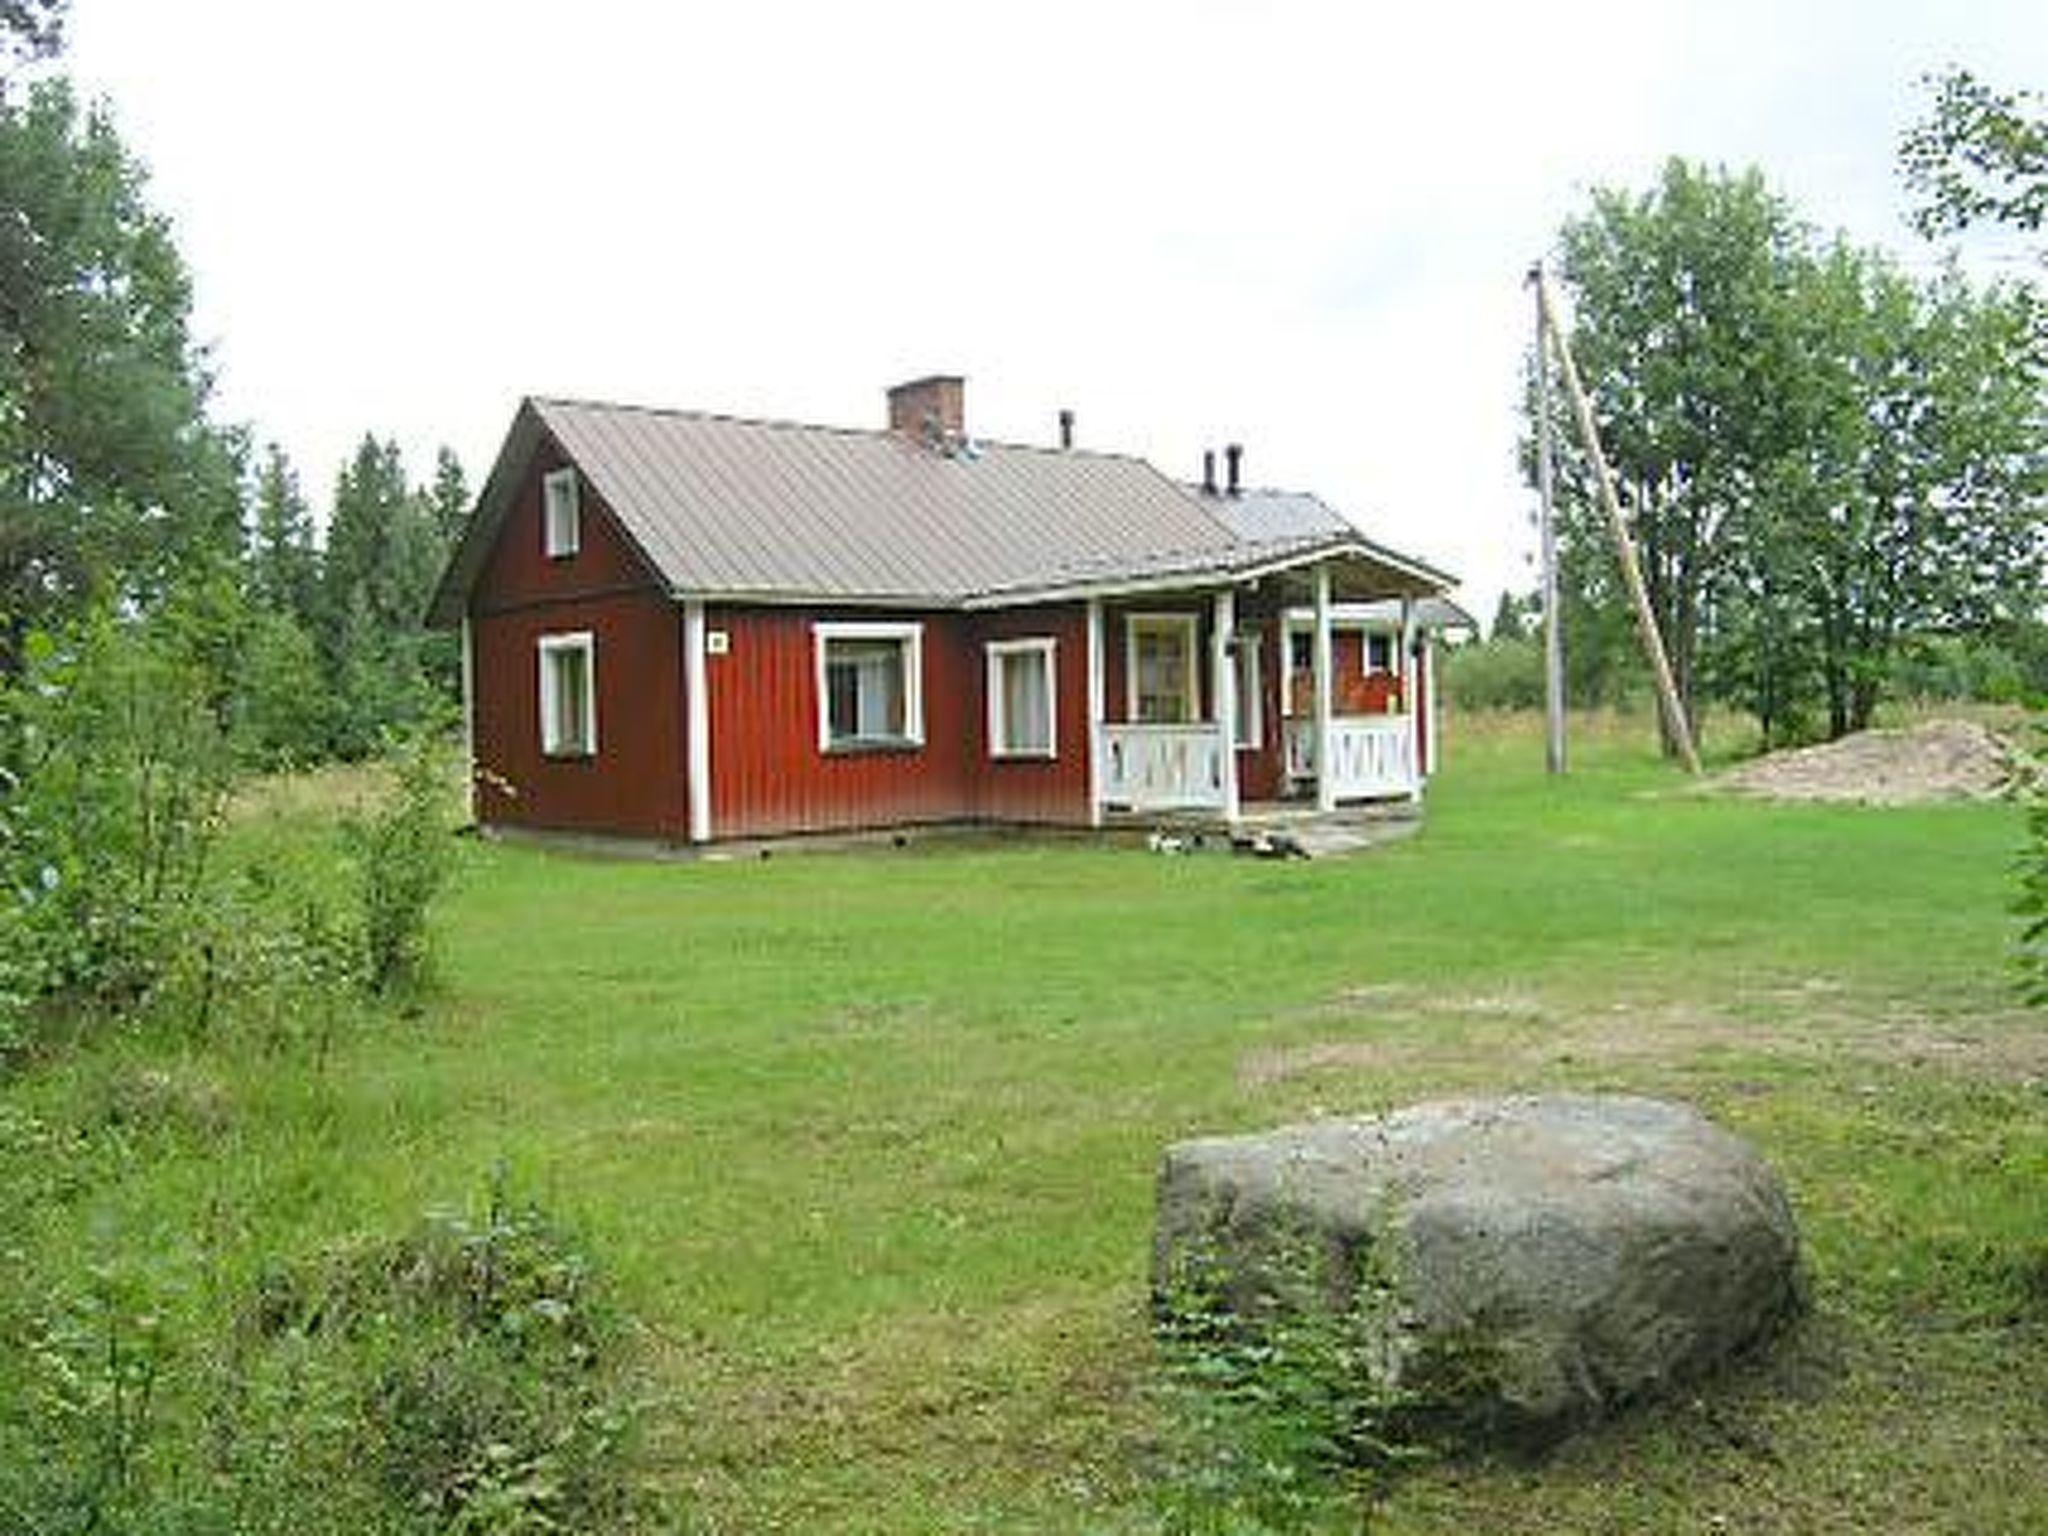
[427,376,1462,845]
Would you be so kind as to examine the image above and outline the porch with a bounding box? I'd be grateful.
[1081,554,1441,823]
[1098,714,1420,812]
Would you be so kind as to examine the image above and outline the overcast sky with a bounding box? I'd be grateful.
[60,1,2047,615]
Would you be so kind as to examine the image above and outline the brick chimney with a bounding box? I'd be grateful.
[887,374,965,443]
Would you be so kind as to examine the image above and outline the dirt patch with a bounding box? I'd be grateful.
[1707,718,2018,805]
[1242,981,2048,1091]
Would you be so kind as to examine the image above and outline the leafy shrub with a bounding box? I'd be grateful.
[1151,1226,1427,1531]
[1443,637,1544,712]
[0,1265,173,1534]
[0,1178,650,1533]
[2018,724,2048,1007]
[342,725,458,1001]
[1891,634,2034,706]
[0,611,234,1036]
[234,1172,644,1531]
[235,609,336,772]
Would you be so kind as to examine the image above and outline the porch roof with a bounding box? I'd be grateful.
[962,530,1451,609]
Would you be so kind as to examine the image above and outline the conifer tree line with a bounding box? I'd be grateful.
[1518,147,2046,748]
[238,435,470,764]
[2,5,466,766]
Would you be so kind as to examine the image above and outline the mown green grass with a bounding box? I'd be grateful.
[5,710,2044,1531]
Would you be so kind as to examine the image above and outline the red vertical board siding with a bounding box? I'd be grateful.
[966,604,1091,825]
[706,608,975,839]
[468,441,687,840]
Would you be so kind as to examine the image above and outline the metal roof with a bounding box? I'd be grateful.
[429,396,1455,624]
[1197,486,1356,543]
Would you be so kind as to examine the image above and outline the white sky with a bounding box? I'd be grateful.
[59,0,2048,616]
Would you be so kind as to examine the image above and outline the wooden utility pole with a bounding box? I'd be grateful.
[1533,267,1703,775]
[1529,264,1566,775]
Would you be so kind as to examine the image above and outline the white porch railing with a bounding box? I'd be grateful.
[1285,715,1418,800]
[1101,723,1227,811]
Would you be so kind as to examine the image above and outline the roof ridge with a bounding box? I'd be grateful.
[1177,481,1326,499]
[526,394,1154,466]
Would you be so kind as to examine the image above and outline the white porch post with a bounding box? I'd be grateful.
[459,613,476,822]
[683,599,713,843]
[1399,596,1421,800]
[1211,587,1239,823]
[1086,598,1105,827]
[1423,635,1441,777]
[1313,563,1336,811]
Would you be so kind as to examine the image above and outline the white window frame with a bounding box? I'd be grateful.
[543,466,581,558]
[813,620,925,752]
[1233,633,1263,750]
[537,630,597,757]
[1365,630,1396,675]
[985,637,1058,760]
[1125,612,1200,724]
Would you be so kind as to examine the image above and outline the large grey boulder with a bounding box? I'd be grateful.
[1154,1094,1804,1438]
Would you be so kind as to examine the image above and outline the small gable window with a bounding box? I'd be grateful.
[543,466,581,558]
[538,631,597,756]
[986,638,1056,759]
[815,621,924,752]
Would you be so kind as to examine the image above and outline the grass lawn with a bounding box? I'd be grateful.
[6,710,2045,1530]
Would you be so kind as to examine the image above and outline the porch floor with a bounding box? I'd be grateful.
[1106,797,1423,859]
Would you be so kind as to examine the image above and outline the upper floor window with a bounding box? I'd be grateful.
[986,638,1056,759]
[815,621,924,751]
[538,631,596,756]
[543,466,581,558]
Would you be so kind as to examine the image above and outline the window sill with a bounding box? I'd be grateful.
[823,738,924,756]
[989,749,1057,762]
[541,748,597,761]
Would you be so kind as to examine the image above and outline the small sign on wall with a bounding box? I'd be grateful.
[706,630,730,656]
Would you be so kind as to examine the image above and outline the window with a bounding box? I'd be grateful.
[1126,614,1198,723]
[1365,632,1395,674]
[537,631,596,756]
[1233,634,1263,749]
[543,467,580,557]
[986,638,1056,759]
[814,621,924,751]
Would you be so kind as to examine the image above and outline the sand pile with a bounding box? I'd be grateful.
[1710,718,2019,805]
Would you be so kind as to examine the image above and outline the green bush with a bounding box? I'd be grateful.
[1443,637,1544,712]
[0,1178,649,1533]
[1890,634,2034,706]
[0,612,235,1035]
[1151,1227,1426,1531]
[235,610,336,772]
[236,1174,643,1531]
[2019,724,2047,1007]
[343,726,458,1001]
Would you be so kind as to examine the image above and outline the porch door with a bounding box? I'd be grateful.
[1233,634,1263,750]
[1129,616,1197,723]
